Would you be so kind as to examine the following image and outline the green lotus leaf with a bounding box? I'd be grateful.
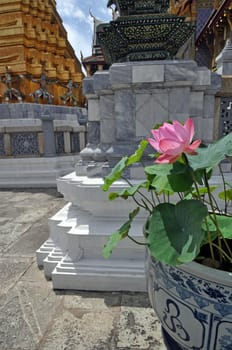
[145,162,193,192]
[168,162,193,192]
[192,186,217,196]
[127,139,148,165]
[102,208,140,258]
[218,189,232,201]
[145,163,173,176]
[151,175,174,193]
[146,200,208,265]
[202,214,232,244]
[187,133,232,170]
[214,214,232,239]
[108,182,147,200]
[102,156,128,191]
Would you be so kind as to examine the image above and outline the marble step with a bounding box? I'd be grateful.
[36,199,147,291]
[52,255,146,291]
[0,156,80,187]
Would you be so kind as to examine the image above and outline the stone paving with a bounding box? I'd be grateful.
[0,189,166,350]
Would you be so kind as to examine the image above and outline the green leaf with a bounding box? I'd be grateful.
[202,214,232,243]
[193,168,213,185]
[215,214,232,239]
[127,140,148,166]
[108,192,120,201]
[187,133,232,170]
[145,163,173,176]
[145,200,208,265]
[108,183,147,200]
[194,169,205,184]
[145,162,193,193]
[218,189,232,201]
[129,207,140,220]
[193,186,217,196]
[202,215,217,231]
[168,162,193,192]
[101,140,149,192]
[145,164,173,193]
[101,157,128,191]
[151,175,174,193]
[102,208,140,258]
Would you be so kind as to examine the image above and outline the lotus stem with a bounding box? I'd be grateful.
[182,153,201,200]
[132,195,150,212]
[150,190,157,207]
[203,170,223,263]
[219,163,228,213]
[211,242,232,263]
[204,217,215,262]
[127,235,148,246]
[222,235,232,259]
[207,215,232,259]
[122,176,154,210]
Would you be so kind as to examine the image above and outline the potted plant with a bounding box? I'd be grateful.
[101,118,232,350]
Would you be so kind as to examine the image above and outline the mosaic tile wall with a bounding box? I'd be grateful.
[219,98,232,137]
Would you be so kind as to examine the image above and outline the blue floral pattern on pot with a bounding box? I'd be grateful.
[146,253,232,350]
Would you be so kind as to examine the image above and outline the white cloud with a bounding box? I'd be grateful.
[63,22,92,60]
[57,1,76,17]
[99,4,112,17]
[73,8,87,21]
[56,0,111,70]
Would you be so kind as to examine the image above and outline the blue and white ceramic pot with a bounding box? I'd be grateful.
[146,252,232,350]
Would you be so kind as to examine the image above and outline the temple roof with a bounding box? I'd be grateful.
[196,0,232,45]
[81,12,110,74]
[82,54,105,64]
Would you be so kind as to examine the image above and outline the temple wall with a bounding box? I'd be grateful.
[82,60,221,172]
[214,39,232,139]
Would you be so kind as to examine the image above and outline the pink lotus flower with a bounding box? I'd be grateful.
[148,118,201,163]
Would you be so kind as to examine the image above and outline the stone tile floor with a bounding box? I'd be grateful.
[0,189,165,350]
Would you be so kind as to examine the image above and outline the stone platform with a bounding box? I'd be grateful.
[36,173,147,291]
[0,155,81,188]
[0,188,165,350]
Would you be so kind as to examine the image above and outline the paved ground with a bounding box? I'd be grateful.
[0,189,166,350]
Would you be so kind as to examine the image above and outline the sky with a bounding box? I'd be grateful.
[56,0,112,65]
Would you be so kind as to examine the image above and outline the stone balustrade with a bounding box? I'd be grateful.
[0,103,87,158]
[0,122,86,157]
[0,103,87,187]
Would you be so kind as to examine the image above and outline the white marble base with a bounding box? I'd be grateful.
[36,173,147,291]
[0,156,80,188]
[52,257,146,291]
